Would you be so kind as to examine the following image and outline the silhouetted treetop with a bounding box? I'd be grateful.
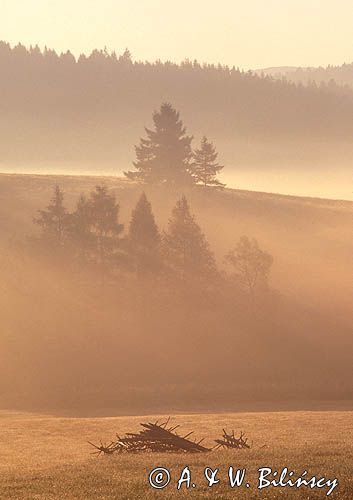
[163,196,216,280]
[192,136,225,187]
[67,194,95,261]
[129,192,160,246]
[33,185,69,247]
[125,103,194,186]
[128,192,161,275]
[72,185,124,270]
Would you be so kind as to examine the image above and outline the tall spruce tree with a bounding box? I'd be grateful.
[125,103,194,186]
[128,192,161,276]
[34,185,69,247]
[192,136,225,187]
[86,185,124,268]
[67,194,95,262]
[163,196,216,281]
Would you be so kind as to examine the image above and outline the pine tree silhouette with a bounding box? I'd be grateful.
[192,136,225,187]
[163,195,216,281]
[33,185,68,247]
[128,192,161,276]
[125,103,194,186]
[67,194,95,262]
[119,48,132,64]
[87,185,124,270]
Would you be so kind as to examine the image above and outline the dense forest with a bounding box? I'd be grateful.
[1,41,353,169]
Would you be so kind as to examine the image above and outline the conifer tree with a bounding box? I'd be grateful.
[67,194,94,262]
[119,48,132,64]
[125,103,194,186]
[192,136,225,187]
[163,196,216,281]
[128,192,161,276]
[86,185,124,268]
[33,185,69,247]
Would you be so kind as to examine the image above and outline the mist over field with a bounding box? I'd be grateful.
[1,0,353,494]
[0,172,352,411]
[0,41,353,201]
[0,163,352,201]
[0,39,352,413]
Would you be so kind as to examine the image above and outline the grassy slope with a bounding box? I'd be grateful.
[0,410,352,499]
[0,173,352,410]
[1,175,352,497]
[1,172,352,311]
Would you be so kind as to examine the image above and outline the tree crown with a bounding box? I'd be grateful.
[125,103,194,186]
[163,195,216,279]
[192,136,225,187]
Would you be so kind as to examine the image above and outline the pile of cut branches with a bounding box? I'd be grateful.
[214,429,250,450]
[89,418,210,455]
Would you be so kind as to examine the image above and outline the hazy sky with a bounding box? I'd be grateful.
[1,0,353,69]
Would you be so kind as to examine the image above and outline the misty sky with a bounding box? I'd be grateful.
[1,0,353,69]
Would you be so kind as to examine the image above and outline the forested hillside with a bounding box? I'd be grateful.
[1,41,353,170]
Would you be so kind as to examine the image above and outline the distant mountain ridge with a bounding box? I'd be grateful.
[255,63,353,88]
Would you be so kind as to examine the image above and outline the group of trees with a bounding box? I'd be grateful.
[33,185,273,298]
[2,40,353,166]
[125,103,224,187]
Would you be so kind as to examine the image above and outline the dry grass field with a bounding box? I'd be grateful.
[0,410,352,499]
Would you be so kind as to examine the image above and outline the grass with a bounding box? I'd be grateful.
[0,410,352,499]
[1,172,352,313]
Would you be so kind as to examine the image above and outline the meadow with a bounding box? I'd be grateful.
[0,174,352,498]
[0,410,352,499]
